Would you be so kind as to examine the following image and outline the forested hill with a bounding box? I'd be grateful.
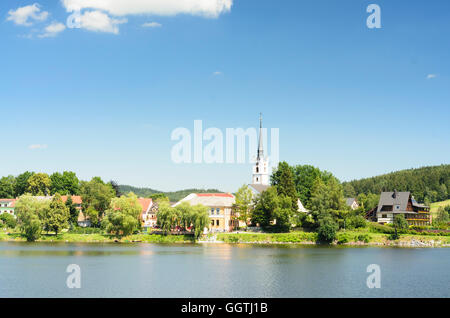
[343,164,450,203]
[118,185,222,202]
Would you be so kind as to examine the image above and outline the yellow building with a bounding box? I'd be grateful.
[173,193,236,232]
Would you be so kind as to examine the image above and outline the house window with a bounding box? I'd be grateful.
[216,220,220,226]
[210,208,214,215]
[216,208,220,215]
[211,220,215,226]
[382,214,387,219]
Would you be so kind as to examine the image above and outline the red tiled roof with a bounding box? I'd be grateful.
[196,193,234,198]
[138,198,152,213]
[61,195,82,205]
[0,199,16,207]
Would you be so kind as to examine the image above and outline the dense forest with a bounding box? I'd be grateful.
[342,165,450,204]
[118,185,222,202]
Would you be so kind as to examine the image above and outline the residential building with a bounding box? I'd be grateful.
[0,199,16,217]
[174,193,236,232]
[139,198,156,229]
[375,191,431,226]
[345,198,359,210]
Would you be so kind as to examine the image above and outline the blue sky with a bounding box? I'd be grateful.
[1,0,449,192]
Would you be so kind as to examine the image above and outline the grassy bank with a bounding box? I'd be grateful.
[1,229,449,247]
[0,231,195,244]
[216,229,450,247]
[431,199,450,219]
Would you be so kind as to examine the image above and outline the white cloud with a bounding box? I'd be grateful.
[213,71,222,76]
[142,22,162,28]
[62,0,233,18]
[29,144,48,150]
[426,74,437,79]
[7,3,49,26]
[78,11,127,34]
[39,22,66,38]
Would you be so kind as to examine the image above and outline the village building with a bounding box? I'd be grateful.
[139,198,156,229]
[345,198,359,210]
[173,193,236,232]
[0,199,16,216]
[375,191,431,226]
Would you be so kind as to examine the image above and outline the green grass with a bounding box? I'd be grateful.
[216,232,318,244]
[0,231,195,244]
[431,200,450,219]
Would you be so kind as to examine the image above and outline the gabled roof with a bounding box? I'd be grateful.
[138,198,153,214]
[174,193,235,207]
[377,191,411,213]
[61,195,82,205]
[345,198,357,206]
[248,184,270,194]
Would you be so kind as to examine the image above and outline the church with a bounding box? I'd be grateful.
[248,114,308,213]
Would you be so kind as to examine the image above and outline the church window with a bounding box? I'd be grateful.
[256,167,259,173]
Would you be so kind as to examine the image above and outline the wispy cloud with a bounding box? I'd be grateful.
[213,71,223,76]
[426,74,437,80]
[29,144,48,150]
[142,22,162,28]
[62,0,233,18]
[7,3,49,26]
[38,22,66,38]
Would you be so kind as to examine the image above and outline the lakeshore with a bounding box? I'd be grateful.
[2,230,449,247]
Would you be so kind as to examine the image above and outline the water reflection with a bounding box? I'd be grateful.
[0,242,449,298]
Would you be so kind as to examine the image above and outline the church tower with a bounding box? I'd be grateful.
[252,113,270,185]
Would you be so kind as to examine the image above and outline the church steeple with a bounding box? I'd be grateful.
[252,113,269,185]
[257,113,264,161]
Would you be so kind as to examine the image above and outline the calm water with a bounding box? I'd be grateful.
[0,242,449,298]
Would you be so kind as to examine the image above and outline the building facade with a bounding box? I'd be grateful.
[174,193,236,232]
[376,191,431,226]
[0,199,16,216]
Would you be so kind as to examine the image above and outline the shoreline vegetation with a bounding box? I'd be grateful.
[1,229,449,247]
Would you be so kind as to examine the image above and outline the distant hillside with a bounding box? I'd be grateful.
[118,185,222,202]
[343,164,450,203]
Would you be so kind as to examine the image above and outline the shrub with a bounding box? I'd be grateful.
[356,233,371,243]
[368,223,395,234]
[0,213,17,229]
[317,216,338,243]
[346,215,367,229]
[337,232,352,244]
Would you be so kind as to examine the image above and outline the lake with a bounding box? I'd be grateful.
[0,242,448,298]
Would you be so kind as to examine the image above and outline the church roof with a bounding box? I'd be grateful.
[249,184,270,194]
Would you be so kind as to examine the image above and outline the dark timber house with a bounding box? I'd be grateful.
[374,191,431,226]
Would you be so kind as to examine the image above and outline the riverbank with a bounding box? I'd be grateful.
[1,230,450,247]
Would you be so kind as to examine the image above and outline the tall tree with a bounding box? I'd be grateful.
[27,173,51,196]
[46,193,69,235]
[50,171,80,195]
[14,171,34,196]
[80,177,115,216]
[15,195,46,242]
[271,161,298,211]
[65,196,79,227]
[0,176,16,198]
[102,193,142,236]
[233,184,254,227]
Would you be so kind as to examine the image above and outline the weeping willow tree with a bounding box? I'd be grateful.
[157,201,209,240]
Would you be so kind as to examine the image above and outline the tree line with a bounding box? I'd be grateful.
[342,164,450,205]
[234,162,369,242]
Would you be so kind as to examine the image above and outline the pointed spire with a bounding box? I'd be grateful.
[257,113,264,160]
